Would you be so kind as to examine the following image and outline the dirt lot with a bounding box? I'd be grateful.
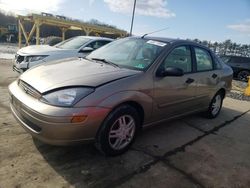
[1,58,250,188]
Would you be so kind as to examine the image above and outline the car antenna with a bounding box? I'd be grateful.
[141,27,169,38]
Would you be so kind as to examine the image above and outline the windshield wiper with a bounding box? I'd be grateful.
[91,58,119,68]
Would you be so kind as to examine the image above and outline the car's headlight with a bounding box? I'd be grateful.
[40,87,94,107]
[25,55,48,62]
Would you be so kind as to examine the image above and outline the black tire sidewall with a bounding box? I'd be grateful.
[96,105,140,156]
[237,70,250,82]
[207,92,223,119]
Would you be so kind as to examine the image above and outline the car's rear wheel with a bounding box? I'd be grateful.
[206,92,223,119]
[95,105,140,156]
[237,70,250,82]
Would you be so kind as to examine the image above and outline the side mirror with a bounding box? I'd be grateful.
[156,67,184,77]
[79,47,94,53]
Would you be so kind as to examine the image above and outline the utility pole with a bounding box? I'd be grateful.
[129,0,136,36]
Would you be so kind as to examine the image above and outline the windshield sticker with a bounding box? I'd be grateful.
[146,40,167,47]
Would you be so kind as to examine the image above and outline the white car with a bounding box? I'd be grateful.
[13,36,113,73]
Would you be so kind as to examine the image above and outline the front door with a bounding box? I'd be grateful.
[153,45,200,121]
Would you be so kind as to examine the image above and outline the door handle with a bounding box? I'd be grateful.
[212,73,218,79]
[186,78,194,84]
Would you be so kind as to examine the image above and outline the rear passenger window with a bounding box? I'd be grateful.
[163,46,192,73]
[194,48,213,71]
[213,55,222,69]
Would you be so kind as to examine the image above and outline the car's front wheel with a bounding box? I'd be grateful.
[95,105,140,156]
[237,70,250,82]
[206,91,224,119]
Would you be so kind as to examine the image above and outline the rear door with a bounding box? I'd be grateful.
[191,46,221,108]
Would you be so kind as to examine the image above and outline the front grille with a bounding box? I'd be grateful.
[11,95,42,133]
[15,54,24,63]
[21,113,42,133]
[18,80,41,99]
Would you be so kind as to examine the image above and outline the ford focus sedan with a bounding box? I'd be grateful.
[9,37,233,156]
[13,36,113,73]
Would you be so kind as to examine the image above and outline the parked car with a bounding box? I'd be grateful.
[220,55,250,82]
[44,36,62,46]
[9,37,233,156]
[13,36,113,73]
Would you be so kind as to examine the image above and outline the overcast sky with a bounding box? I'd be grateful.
[0,0,250,44]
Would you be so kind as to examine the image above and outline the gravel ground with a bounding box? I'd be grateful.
[0,43,18,59]
[232,80,248,91]
[228,80,250,101]
[227,92,250,101]
[0,43,18,54]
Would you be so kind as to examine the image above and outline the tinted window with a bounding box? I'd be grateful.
[231,57,250,64]
[195,47,213,71]
[242,57,250,63]
[86,40,111,49]
[162,46,192,73]
[220,56,250,64]
[231,57,241,64]
[55,37,91,49]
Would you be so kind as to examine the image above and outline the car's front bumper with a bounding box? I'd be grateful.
[13,65,27,74]
[9,81,111,145]
[13,58,28,74]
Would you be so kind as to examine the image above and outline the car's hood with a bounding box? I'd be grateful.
[20,58,140,93]
[17,45,75,56]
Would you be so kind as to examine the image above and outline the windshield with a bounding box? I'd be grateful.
[87,38,168,71]
[55,37,91,49]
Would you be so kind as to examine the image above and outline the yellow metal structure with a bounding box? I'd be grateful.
[244,77,250,96]
[18,13,128,48]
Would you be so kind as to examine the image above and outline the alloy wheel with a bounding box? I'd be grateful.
[108,115,136,150]
[211,94,222,116]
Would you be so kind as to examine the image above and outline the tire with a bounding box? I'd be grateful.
[206,92,223,119]
[237,70,250,82]
[95,105,140,156]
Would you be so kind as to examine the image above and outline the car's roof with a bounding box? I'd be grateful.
[131,36,211,50]
[135,36,207,48]
[75,36,113,41]
[139,36,178,43]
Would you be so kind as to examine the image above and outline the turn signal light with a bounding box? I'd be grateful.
[71,115,88,123]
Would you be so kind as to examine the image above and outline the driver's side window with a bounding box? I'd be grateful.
[162,46,192,73]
